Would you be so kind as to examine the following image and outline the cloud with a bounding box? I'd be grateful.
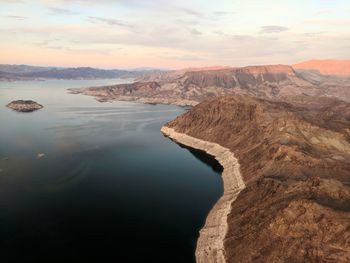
[1,0,349,67]
[49,7,79,15]
[39,0,163,8]
[315,9,333,16]
[32,39,113,55]
[260,25,290,34]
[226,34,254,41]
[88,16,133,28]
[302,31,327,38]
[190,28,202,36]
[158,53,206,61]
[304,19,350,26]
[213,11,235,16]
[178,7,204,18]
[3,15,26,20]
[0,0,23,3]
[174,7,235,21]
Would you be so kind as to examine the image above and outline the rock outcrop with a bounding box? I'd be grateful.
[163,95,350,262]
[6,100,43,112]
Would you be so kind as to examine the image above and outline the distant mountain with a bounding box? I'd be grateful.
[136,66,231,82]
[70,64,350,106]
[293,59,350,76]
[0,70,31,81]
[20,67,133,79]
[0,64,160,81]
[0,64,58,74]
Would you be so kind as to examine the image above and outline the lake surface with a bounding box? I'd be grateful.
[0,79,222,262]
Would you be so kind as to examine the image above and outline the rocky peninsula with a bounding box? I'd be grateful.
[163,95,350,262]
[6,100,43,112]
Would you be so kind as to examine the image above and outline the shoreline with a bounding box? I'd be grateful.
[67,89,199,107]
[161,126,245,263]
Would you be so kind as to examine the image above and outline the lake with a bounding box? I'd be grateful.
[0,79,222,262]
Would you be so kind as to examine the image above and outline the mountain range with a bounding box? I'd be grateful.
[70,62,350,105]
[3,59,349,82]
[0,64,162,81]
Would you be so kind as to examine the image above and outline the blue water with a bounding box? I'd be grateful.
[0,79,222,262]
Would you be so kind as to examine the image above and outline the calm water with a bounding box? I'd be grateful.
[0,79,222,262]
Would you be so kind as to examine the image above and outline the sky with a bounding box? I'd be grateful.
[0,0,349,69]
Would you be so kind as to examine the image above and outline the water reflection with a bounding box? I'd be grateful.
[177,143,223,173]
[0,80,222,263]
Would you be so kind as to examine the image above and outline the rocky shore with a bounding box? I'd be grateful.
[163,95,350,262]
[161,126,245,263]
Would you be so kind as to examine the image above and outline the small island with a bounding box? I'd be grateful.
[6,100,44,112]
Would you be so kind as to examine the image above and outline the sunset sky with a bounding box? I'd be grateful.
[0,0,349,69]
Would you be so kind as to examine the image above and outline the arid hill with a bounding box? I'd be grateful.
[70,64,350,105]
[294,59,350,76]
[164,95,350,262]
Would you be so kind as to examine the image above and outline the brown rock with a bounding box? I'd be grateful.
[6,100,43,112]
[165,95,350,262]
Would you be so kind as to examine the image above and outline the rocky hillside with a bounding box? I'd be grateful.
[175,65,306,97]
[164,95,350,262]
[71,64,350,105]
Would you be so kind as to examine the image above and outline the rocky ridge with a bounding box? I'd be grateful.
[163,95,350,262]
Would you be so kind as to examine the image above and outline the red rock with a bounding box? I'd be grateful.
[294,59,350,76]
